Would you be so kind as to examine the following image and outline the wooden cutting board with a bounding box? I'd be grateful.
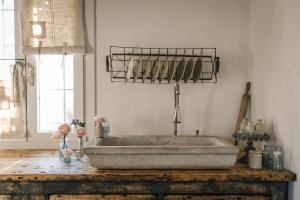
[235,82,251,145]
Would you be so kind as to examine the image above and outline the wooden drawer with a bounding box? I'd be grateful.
[165,195,270,200]
[49,195,156,200]
[0,195,47,200]
[0,196,10,200]
[49,195,270,200]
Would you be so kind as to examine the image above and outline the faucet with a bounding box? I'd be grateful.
[174,82,181,136]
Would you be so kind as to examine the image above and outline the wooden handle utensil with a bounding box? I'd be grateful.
[235,82,251,145]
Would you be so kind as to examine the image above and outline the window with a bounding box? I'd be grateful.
[27,54,84,136]
[0,0,95,148]
[0,0,18,139]
[0,0,15,59]
[37,55,75,133]
[17,0,84,141]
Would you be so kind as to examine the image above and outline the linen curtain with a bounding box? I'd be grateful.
[21,0,85,55]
[0,62,27,139]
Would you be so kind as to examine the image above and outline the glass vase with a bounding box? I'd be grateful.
[59,136,72,164]
[75,137,87,161]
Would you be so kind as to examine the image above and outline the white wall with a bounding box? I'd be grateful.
[96,0,250,138]
[249,0,300,199]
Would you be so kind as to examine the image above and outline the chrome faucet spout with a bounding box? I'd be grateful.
[174,82,181,136]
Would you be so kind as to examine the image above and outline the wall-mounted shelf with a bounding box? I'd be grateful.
[106,46,220,84]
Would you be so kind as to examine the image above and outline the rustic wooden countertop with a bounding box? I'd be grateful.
[0,150,296,182]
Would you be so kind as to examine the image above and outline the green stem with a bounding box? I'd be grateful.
[63,135,66,149]
[80,137,83,151]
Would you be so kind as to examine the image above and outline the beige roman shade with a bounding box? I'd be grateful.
[21,0,85,55]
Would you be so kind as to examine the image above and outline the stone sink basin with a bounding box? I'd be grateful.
[84,135,239,169]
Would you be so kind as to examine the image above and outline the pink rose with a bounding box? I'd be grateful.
[51,131,61,140]
[94,115,105,124]
[58,123,71,135]
[76,127,87,137]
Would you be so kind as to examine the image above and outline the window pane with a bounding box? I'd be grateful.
[0,11,3,49]
[3,0,14,9]
[0,3,15,59]
[65,90,74,123]
[64,59,74,89]
[4,45,15,59]
[37,55,74,133]
[38,56,64,90]
[3,11,15,45]
[0,61,13,81]
[39,90,64,131]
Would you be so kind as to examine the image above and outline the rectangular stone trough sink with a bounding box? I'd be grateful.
[84,135,239,169]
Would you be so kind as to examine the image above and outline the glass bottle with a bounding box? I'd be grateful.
[245,121,255,135]
[103,118,110,137]
[240,118,248,132]
[262,145,269,168]
[59,137,68,160]
[255,119,265,135]
[267,145,274,169]
[273,146,284,170]
[75,137,87,161]
[63,149,72,164]
[95,122,104,138]
[59,136,72,164]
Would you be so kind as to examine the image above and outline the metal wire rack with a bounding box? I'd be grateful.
[106,46,220,84]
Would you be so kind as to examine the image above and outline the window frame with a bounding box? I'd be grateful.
[0,0,86,148]
[0,55,85,149]
[36,55,77,133]
[26,55,85,141]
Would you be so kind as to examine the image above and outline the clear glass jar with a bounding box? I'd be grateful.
[273,146,284,170]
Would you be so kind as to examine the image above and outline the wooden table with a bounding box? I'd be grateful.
[0,150,296,200]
